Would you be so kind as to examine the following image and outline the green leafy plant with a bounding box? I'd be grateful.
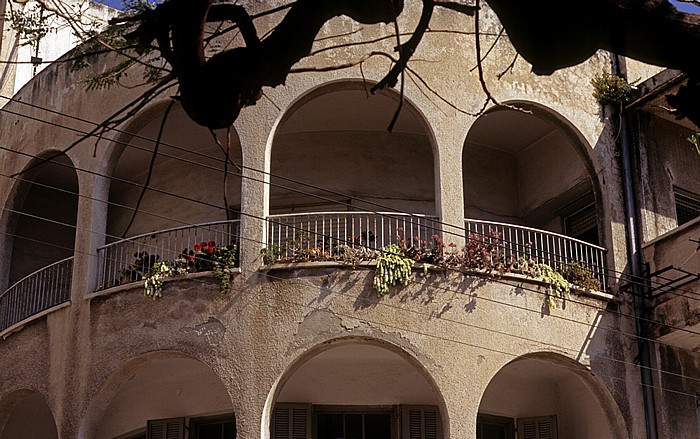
[591,72,631,105]
[559,260,601,291]
[373,244,414,296]
[532,264,571,310]
[141,241,237,299]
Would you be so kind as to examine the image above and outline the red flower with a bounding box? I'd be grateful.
[206,247,214,254]
[207,241,216,247]
[194,244,201,251]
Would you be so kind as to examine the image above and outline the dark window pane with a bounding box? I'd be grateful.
[344,414,362,439]
[364,414,391,439]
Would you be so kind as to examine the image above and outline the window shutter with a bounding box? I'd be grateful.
[516,416,557,439]
[146,418,184,439]
[271,404,311,439]
[401,405,441,439]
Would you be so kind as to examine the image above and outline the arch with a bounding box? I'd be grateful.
[264,336,449,439]
[476,352,628,439]
[100,100,243,240]
[0,151,78,291]
[80,350,236,439]
[266,79,439,216]
[0,389,59,439]
[462,100,606,243]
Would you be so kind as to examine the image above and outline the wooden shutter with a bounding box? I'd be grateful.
[271,404,311,439]
[516,415,558,439]
[146,418,184,439]
[401,405,441,439]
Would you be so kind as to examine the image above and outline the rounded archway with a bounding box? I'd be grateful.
[463,102,601,243]
[269,339,446,439]
[96,102,243,290]
[267,81,438,257]
[0,390,58,439]
[476,354,626,439]
[106,102,243,240]
[4,153,78,288]
[269,81,436,215]
[85,353,235,439]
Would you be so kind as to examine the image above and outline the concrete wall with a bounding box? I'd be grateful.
[0,1,657,438]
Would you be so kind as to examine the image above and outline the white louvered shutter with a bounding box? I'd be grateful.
[401,405,441,439]
[146,418,184,439]
[516,416,557,439]
[271,404,311,439]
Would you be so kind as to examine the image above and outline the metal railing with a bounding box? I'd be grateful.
[465,219,607,290]
[267,212,440,259]
[0,257,73,332]
[96,220,241,291]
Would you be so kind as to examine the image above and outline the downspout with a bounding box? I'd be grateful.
[612,54,659,439]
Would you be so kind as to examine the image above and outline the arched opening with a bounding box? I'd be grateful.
[97,103,242,289]
[267,82,437,257]
[0,390,59,439]
[462,103,606,289]
[269,340,445,439]
[476,355,623,439]
[6,153,78,286]
[0,153,77,331]
[91,354,235,439]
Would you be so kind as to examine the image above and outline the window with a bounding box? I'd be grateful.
[141,415,236,439]
[476,414,514,439]
[516,416,558,439]
[563,202,598,245]
[190,414,237,439]
[675,190,700,226]
[272,404,440,439]
[146,418,184,439]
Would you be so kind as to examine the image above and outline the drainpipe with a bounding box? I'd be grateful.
[612,54,659,439]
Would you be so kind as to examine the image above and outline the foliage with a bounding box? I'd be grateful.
[259,228,601,309]
[559,260,601,291]
[138,241,238,299]
[531,264,571,310]
[373,244,414,296]
[118,251,159,283]
[591,72,632,105]
[6,3,52,47]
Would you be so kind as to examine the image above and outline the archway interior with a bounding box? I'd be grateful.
[274,343,442,439]
[0,391,59,439]
[463,109,597,243]
[477,357,612,439]
[96,357,235,439]
[107,104,243,241]
[271,89,435,215]
[8,154,78,286]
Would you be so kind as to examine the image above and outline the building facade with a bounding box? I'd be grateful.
[0,1,697,438]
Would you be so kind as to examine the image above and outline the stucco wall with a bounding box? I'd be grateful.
[0,1,654,438]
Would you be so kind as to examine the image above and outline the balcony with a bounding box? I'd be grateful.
[0,257,73,334]
[96,220,240,291]
[642,218,700,350]
[265,212,607,291]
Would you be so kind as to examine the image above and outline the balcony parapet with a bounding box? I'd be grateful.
[0,257,73,335]
[95,220,241,291]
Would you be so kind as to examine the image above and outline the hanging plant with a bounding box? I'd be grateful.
[373,244,414,296]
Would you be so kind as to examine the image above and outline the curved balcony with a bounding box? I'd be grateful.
[0,257,73,333]
[96,220,241,291]
[266,212,440,260]
[265,212,607,290]
[465,219,607,290]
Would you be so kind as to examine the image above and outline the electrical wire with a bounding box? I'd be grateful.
[2,93,696,303]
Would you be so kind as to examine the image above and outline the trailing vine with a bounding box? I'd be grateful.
[140,242,238,299]
[532,263,571,310]
[260,229,599,309]
[373,244,414,296]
